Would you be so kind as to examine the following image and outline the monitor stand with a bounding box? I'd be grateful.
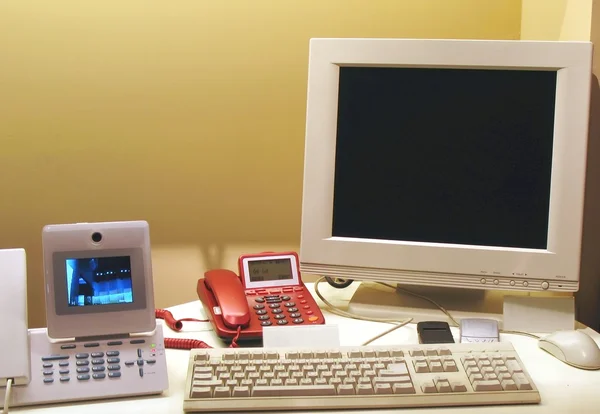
[346,282,530,327]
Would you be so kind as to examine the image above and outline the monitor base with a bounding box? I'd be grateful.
[346,282,535,328]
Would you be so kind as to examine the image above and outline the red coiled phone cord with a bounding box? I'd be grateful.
[155,309,242,349]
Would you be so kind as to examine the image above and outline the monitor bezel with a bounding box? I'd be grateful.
[300,38,592,290]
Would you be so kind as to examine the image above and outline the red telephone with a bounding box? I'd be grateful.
[197,251,325,342]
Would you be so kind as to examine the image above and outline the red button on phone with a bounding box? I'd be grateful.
[297,295,304,299]
[308,316,319,322]
[294,287,304,292]
[303,305,310,309]
[245,290,255,296]
[270,289,282,294]
[300,300,307,304]
[306,310,313,315]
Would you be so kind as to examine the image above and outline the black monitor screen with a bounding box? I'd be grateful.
[332,67,556,249]
[66,256,133,307]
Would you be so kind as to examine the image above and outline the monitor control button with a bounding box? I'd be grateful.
[523,281,529,287]
[493,279,499,285]
[510,280,515,286]
[480,278,486,284]
[541,281,549,290]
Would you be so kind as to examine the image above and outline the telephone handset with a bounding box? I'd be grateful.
[197,251,325,342]
[204,269,251,329]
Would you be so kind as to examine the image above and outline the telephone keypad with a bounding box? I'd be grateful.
[249,289,323,330]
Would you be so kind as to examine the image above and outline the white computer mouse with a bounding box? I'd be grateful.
[538,330,600,370]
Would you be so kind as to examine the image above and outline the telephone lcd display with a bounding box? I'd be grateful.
[65,256,133,307]
[248,258,293,282]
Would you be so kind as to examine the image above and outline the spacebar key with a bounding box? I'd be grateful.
[252,385,336,397]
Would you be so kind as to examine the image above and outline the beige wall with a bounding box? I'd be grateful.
[521,0,592,40]
[0,0,522,328]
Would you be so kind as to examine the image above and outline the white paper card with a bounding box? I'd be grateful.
[262,324,340,348]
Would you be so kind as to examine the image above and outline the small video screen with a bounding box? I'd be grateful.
[66,256,133,307]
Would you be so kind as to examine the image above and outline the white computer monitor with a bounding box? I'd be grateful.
[300,38,593,320]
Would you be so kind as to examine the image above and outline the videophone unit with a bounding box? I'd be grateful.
[0,221,168,410]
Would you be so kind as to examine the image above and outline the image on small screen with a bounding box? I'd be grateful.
[65,256,133,307]
[248,259,293,282]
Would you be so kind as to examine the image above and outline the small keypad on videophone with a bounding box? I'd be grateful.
[39,339,157,384]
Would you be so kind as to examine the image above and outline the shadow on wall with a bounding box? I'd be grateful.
[575,74,600,332]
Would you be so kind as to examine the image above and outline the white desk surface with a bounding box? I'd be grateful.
[15,282,600,413]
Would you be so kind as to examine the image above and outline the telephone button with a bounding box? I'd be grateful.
[107,341,123,346]
[303,305,310,310]
[76,353,89,359]
[274,314,286,320]
[43,378,54,384]
[130,339,145,345]
[77,375,90,381]
[300,300,307,304]
[308,316,319,322]
[256,309,267,315]
[276,320,289,325]
[287,307,298,312]
[290,313,301,318]
[283,288,293,293]
[59,377,70,382]
[84,342,100,348]
[42,355,69,361]
[271,309,283,314]
[258,315,270,321]
[245,290,256,296]
[43,363,53,368]
[59,361,69,367]
[293,287,304,292]
[261,321,273,326]
[269,289,282,294]
[297,295,304,299]
[281,295,291,301]
[106,351,120,357]
[268,304,281,309]
[293,318,304,324]
[61,344,76,350]
[306,310,314,315]
[253,304,265,310]
[284,302,296,307]
[254,298,265,303]
[91,352,104,358]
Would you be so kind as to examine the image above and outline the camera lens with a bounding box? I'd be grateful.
[91,232,103,243]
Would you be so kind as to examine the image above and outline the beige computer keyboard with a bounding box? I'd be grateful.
[183,341,540,412]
